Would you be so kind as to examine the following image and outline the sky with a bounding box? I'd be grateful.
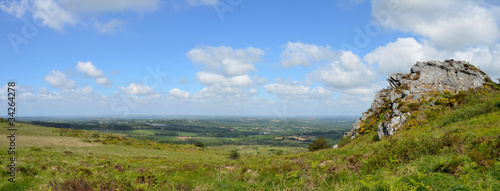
[1,0,500,117]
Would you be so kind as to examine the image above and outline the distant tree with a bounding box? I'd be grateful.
[229,150,240,160]
[308,137,330,152]
[193,141,205,148]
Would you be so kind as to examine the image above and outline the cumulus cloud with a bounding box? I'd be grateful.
[187,45,264,77]
[77,61,104,77]
[37,87,62,100]
[195,72,253,87]
[193,85,248,101]
[170,88,190,99]
[186,45,264,101]
[120,83,155,95]
[364,38,444,75]
[363,37,500,79]
[310,50,377,89]
[264,79,331,100]
[453,44,500,78]
[0,0,29,18]
[76,61,112,87]
[44,70,77,89]
[0,0,159,31]
[33,0,77,31]
[280,42,335,68]
[372,0,500,50]
[60,86,93,96]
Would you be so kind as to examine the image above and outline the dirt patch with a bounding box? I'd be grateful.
[177,136,192,140]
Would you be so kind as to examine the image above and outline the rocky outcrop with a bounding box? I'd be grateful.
[347,60,490,139]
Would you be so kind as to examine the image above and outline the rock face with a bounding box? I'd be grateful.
[347,60,490,139]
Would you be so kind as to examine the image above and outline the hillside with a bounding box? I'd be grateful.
[1,62,500,190]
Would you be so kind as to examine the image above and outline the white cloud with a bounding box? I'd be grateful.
[0,0,159,31]
[364,38,444,75]
[94,19,125,34]
[264,79,331,100]
[363,37,500,79]
[76,61,112,87]
[0,0,29,18]
[195,72,253,88]
[372,0,500,50]
[44,70,77,89]
[185,0,218,6]
[225,75,253,87]
[60,86,94,99]
[280,42,335,68]
[120,83,155,95]
[310,87,332,98]
[33,0,77,31]
[249,88,258,94]
[310,50,377,89]
[194,85,247,100]
[96,77,112,87]
[453,44,500,79]
[62,0,159,13]
[186,45,264,77]
[77,61,104,77]
[170,88,190,99]
[187,45,264,100]
[195,72,225,86]
[37,87,62,100]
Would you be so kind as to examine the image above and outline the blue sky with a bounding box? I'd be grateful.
[1,0,500,117]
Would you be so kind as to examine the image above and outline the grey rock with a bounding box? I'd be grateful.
[387,73,404,89]
[390,91,402,102]
[346,60,490,139]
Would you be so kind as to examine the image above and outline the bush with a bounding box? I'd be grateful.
[275,150,284,156]
[229,150,240,160]
[30,147,42,152]
[193,141,205,148]
[309,137,330,152]
[442,99,500,126]
[433,157,466,175]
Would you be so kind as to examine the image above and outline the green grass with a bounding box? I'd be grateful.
[1,85,499,190]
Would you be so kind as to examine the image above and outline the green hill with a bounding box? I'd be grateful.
[1,80,499,190]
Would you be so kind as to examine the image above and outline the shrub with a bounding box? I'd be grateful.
[467,137,497,168]
[433,157,466,176]
[309,137,330,152]
[136,173,156,186]
[114,165,124,172]
[275,150,284,156]
[372,133,380,142]
[229,150,240,160]
[193,141,205,148]
[18,165,38,176]
[30,147,42,152]
[338,137,351,147]
[442,99,500,126]
[48,178,93,191]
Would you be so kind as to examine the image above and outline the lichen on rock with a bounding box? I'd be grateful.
[346,60,491,140]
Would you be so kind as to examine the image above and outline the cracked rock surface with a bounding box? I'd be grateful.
[347,60,490,139]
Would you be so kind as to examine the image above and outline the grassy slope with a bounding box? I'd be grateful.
[1,86,499,190]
